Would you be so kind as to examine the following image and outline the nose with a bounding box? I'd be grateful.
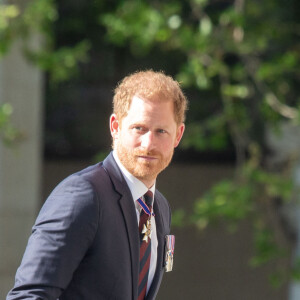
[140,131,155,151]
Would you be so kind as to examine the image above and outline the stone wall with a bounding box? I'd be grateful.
[0,38,43,298]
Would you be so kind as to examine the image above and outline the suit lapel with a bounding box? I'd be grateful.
[146,195,166,300]
[119,194,140,299]
[103,153,140,300]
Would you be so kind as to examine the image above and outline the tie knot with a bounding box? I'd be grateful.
[144,190,153,207]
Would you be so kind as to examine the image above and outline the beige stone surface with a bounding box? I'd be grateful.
[0,35,43,298]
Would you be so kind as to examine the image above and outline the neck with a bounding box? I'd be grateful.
[138,177,155,189]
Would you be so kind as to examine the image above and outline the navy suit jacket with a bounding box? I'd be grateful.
[7,153,171,300]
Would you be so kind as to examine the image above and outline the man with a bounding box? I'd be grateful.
[7,70,187,300]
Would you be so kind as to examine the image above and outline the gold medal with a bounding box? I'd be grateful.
[142,219,152,243]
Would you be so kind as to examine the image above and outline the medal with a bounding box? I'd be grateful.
[137,197,155,243]
[165,250,173,272]
[142,219,152,243]
[165,235,175,272]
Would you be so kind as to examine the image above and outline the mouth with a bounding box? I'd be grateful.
[137,155,158,161]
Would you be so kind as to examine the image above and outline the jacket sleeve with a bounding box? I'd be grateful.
[7,175,99,300]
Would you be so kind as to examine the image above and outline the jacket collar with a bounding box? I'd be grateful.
[103,153,139,299]
[146,198,165,300]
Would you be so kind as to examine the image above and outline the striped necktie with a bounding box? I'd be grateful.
[138,190,153,300]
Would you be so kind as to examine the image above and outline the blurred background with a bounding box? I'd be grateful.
[0,0,299,299]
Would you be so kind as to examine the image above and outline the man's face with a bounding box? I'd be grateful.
[110,95,185,187]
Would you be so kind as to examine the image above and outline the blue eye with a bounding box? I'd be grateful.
[133,126,145,133]
[157,129,166,134]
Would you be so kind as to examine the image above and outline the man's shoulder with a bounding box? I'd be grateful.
[48,160,110,199]
[154,189,171,212]
[54,162,103,185]
[67,152,116,184]
[154,189,167,202]
[154,189,172,231]
[75,162,105,179]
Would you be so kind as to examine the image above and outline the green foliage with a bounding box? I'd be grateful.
[250,226,286,267]
[93,151,110,163]
[269,271,285,289]
[100,1,182,52]
[181,114,229,150]
[190,159,293,285]
[0,0,90,84]
[291,258,300,281]
[0,103,21,145]
[251,224,288,288]
[0,0,90,144]
[171,209,186,227]
[193,179,253,230]
[0,3,20,56]
[27,40,90,84]
[192,162,292,227]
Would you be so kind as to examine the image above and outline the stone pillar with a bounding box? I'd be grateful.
[0,36,43,297]
[288,160,300,300]
[266,123,300,300]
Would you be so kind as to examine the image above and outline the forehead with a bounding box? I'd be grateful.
[122,95,176,125]
[130,95,173,113]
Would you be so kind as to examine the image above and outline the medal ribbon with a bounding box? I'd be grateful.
[137,197,155,217]
[167,235,175,255]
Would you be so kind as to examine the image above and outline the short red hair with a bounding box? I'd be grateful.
[113,70,188,125]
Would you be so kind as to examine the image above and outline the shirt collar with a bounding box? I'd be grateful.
[113,150,156,202]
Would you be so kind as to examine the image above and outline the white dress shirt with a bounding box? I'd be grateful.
[113,151,158,294]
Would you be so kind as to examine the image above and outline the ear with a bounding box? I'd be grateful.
[174,123,185,148]
[110,114,120,139]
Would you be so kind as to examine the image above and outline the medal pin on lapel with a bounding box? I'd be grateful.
[142,219,152,243]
